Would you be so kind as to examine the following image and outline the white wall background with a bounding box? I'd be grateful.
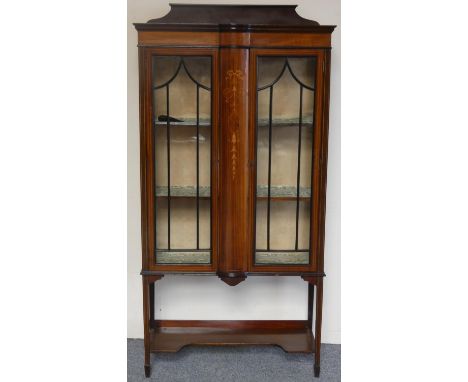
[127,0,340,344]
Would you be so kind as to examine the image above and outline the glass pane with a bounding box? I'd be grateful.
[255,56,316,265]
[152,55,212,265]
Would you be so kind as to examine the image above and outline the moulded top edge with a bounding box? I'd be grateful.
[136,4,327,30]
[133,23,336,33]
[168,4,299,7]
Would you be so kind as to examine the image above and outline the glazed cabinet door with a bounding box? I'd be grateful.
[141,48,219,272]
[249,49,326,273]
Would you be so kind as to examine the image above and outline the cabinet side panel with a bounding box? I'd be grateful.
[139,46,150,270]
[317,50,332,273]
[218,48,250,277]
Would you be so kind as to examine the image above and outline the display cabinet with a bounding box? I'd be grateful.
[134,4,335,378]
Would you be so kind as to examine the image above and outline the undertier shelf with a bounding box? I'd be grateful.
[150,320,315,353]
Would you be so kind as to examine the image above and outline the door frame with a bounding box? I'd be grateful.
[140,47,220,272]
[248,48,327,274]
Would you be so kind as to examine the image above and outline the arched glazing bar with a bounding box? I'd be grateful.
[256,56,315,255]
[154,58,211,91]
[153,56,212,254]
[257,58,315,92]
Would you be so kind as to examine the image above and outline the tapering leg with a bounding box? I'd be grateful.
[308,283,315,329]
[142,275,163,378]
[314,278,323,378]
[149,282,155,327]
[142,276,151,378]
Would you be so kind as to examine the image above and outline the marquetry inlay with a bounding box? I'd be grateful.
[223,69,244,178]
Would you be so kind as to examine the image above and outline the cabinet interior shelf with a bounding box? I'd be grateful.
[257,120,313,128]
[156,251,309,265]
[153,120,313,128]
[156,186,211,198]
[154,120,210,127]
[155,186,311,200]
[156,250,211,264]
[257,185,311,199]
[255,251,309,265]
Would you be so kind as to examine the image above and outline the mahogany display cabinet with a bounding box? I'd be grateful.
[134,4,335,378]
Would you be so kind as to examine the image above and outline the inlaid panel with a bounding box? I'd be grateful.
[218,47,250,279]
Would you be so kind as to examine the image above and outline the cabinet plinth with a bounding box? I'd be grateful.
[135,4,335,379]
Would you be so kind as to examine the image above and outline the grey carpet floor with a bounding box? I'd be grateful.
[128,339,340,382]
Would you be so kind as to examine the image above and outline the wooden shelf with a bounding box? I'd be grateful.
[257,119,313,128]
[154,120,211,127]
[257,196,310,201]
[156,250,211,264]
[257,185,311,200]
[150,320,315,353]
[255,251,309,265]
[153,120,312,128]
[156,186,211,198]
[155,186,310,200]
